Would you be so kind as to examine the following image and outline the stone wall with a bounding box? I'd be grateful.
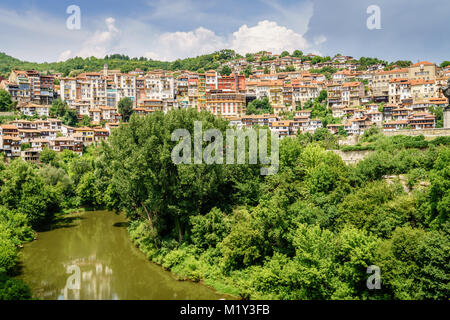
[383,128,450,137]
[332,150,374,165]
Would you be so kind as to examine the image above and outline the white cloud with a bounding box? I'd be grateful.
[58,50,72,62]
[148,27,226,61]
[74,17,120,59]
[144,20,315,61]
[229,20,310,55]
[0,5,323,62]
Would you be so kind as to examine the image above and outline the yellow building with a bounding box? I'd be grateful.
[408,61,439,81]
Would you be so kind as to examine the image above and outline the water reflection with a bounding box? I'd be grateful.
[17,211,227,300]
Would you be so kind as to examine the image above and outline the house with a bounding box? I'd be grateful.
[342,82,364,107]
[270,120,293,136]
[74,127,95,144]
[327,123,345,134]
[30,138,50,151]
[408,61,439,81]
[19,104,50,117]
[21,149,40,163]
[306,119,323,132]
[0,135,21,157]
[241,114,278,128]
[408,112,435,129]
[0,124,19,137]
[366,111,383,126]
[391,108,411,121]
[94,128,109,142]
[389,78,411,105]
[384,120,409,131]
[205,91,246,117]
[410,79,437,104]
[372,68,409,102]
[89,108,102,123]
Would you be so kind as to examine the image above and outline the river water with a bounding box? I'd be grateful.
[17,210,225,300]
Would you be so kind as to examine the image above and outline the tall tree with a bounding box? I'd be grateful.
[220,65,232,76]
[246,97,273,115]
[0,90,14,112]
[118,97,134,122]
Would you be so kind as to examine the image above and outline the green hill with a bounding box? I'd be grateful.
[0,49,241,77]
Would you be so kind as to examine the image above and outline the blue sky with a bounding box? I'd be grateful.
[1,0,449,64]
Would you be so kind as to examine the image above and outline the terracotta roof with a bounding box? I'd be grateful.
[1,124,18,130]
[1,135,21,141]
[411,61,435,67]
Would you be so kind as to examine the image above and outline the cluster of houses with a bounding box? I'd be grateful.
[0,119,115,163]
[0,70,56,105]
[1,53,449,161]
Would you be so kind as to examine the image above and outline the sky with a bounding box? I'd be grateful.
[0,0,449,64]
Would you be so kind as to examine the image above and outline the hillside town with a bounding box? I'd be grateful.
[1,52,450,162]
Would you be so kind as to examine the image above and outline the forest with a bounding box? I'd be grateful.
[0,109,449,300]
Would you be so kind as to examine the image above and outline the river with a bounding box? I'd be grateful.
[16,210,226,300]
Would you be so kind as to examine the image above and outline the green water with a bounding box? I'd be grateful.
[17,210,225,300]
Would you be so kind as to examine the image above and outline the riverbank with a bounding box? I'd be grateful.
[128,220,259,300]
[1,209,86,300]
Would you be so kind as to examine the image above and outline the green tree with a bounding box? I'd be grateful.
[190,207,232,249]
[50,99,77,126]
[50,99,68,117]
[76,172,101,207]
[0,160,59,227]
[0,271,32,300]
[220,65,232,76]
[429,105,443,128]
[243,65,253,78]
[39,148,57,165]
[440,61,450,68]
[61,108,78,126]
[0,90,14,112]
[118,97,134,122]
[292,50,303,58]
[221,208,265,270]
[79,115,91,127]
[246,97,273,115]
[245,54,255,62]
[104,109,245,245]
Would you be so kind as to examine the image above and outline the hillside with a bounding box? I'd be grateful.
[0,50,241,77]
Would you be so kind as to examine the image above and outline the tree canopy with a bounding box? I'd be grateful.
[246,97,273,115]
[118,97,134,122]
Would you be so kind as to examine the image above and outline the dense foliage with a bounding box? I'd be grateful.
[0,89,15,112]
[50,99,78,126]
[118,97,134,122]
[246,97,273,115]
[0,147,105,299]
[96,110,449,300]
[1,109,449,300]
